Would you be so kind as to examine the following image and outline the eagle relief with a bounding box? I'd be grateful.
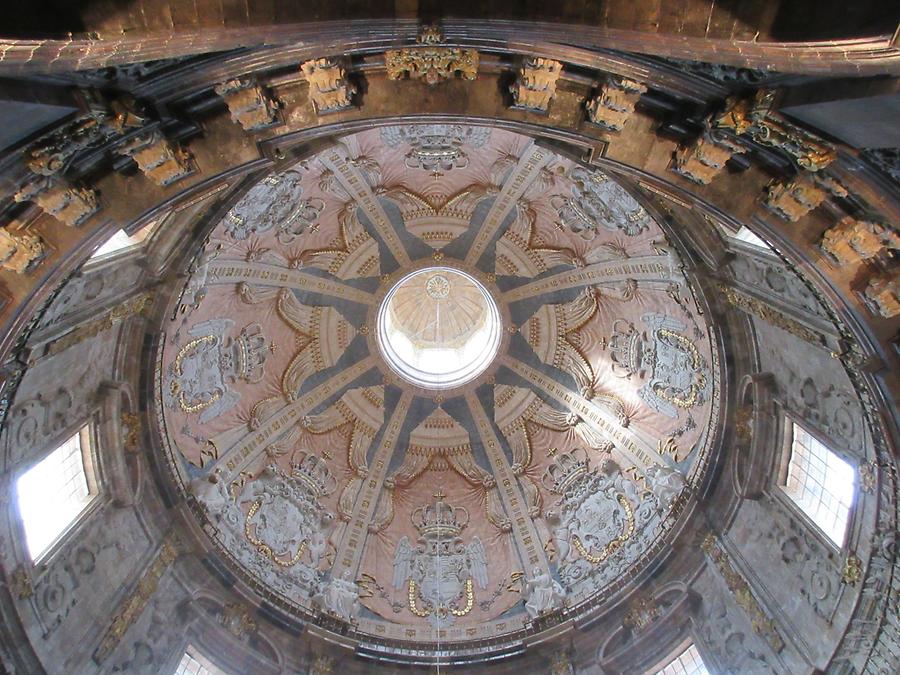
[393,492,489,627]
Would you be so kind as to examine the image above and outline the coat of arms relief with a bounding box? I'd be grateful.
[392,492,489,627]
[163,318,269,423]
[543,448,687,589]
[191,452,339,598]
[606,313,710,418]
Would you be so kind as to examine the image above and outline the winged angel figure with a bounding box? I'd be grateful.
[392,496,489,626]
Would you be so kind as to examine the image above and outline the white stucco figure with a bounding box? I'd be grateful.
[189,467,234,521]
[317,570,360,622]
[523,566,567,618]
[645,464,686,513]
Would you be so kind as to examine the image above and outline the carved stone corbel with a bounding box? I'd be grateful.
[862,269,899,318]
[384,25,478,86]
[671,131,747,185]
[763,172,847,222]
[14,178,99,227]
[510,58,563,113]
[300,58,357,114]
[586,76,647,131]
[117,129,194,187]
[821,216,899,266]
[214,78,280,131]
[0,225,47,274]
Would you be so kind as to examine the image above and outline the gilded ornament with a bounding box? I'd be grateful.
[0,227,46,275]
[218,601,258,638]
[715,90,836,172]
[214,78,280,130]
[300,59,356,114]
[622,594,662,632]
[701,533,784,652]
[384,26,478,86]
[510,58,562,113]
[586,77,647,132]
[11,566,33,599]
[841,553,863,585]
[720,284,823,347]
[858,461,877,494]
[121,411,140,452]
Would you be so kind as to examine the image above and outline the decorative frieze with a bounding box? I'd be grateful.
[33,292,154,362]
[720,284,824,347]
[300,59,357,114]
[14,178,99,227]
[701,533,785,652]
[0,226,47,274]
[586,76,647,131]
[715,89,836,172]
[863,270,899,318]
[384,25,478,86]
[764,173,846,222]
[93,535,179,663]
[214,78,280,130]
[821,217,899,266]
[510,58,563,113]
[117,130,193,187]
[671,131,746,184]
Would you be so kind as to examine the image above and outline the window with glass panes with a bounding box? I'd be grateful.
[654,643,710,675]
[16,426,97,560]
[782,421,855,546]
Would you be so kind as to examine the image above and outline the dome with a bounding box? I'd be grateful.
[155,126,721,651]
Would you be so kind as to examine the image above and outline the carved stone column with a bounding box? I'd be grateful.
[586,76,647,131]
[214,79,280,131]
[117,130,193,187]
[671,131,747,185]
[300,59,357,114]
[510,57,562,113]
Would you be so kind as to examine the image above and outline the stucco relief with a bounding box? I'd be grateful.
[392,494,489,627]
[224,170,324,243]
[380,124,491,172]
[552,167,652,238]
[153,126,721,649]
[163,319,269,423]
[542,449,670,592]
[695,571,777,675]
[728,252,829,320]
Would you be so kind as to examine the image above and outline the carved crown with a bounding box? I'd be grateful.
[606,318,642,378]
[232,322,268,383]
[412,493,469,539]
[541,447,591,495]
[290,451,337,498]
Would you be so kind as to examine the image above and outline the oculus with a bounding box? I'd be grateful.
[376,267,501,389]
